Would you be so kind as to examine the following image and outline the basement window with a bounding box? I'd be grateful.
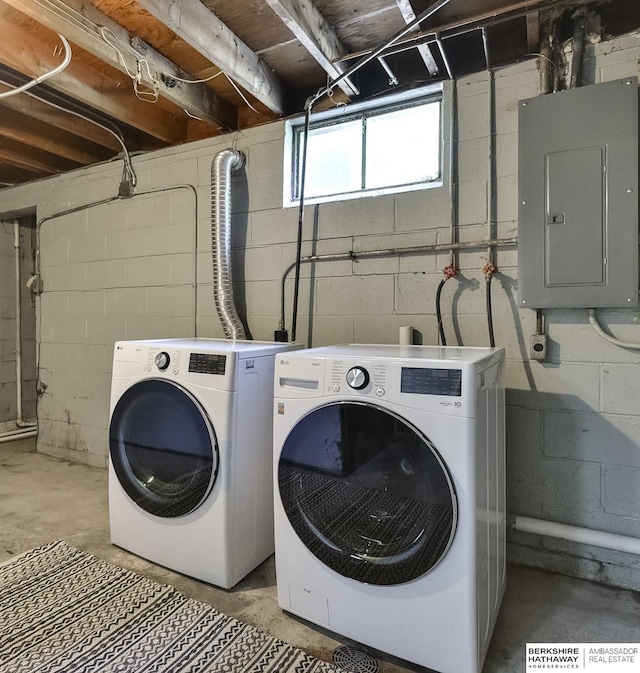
[284,84,443,206]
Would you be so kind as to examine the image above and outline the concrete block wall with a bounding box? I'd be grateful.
[1,32,639,588]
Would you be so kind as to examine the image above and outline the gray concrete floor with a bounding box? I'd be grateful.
[1,438,639,673]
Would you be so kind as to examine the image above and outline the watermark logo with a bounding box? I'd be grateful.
[526,644,639,672]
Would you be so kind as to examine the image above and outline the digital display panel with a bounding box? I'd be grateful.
[188,353,226,375]
[400,367,462,396]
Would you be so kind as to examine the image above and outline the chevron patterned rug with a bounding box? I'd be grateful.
[0,540,341,673]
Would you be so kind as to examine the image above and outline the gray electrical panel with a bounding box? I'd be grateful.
[518,77,639,308]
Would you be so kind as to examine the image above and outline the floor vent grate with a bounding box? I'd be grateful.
[332,645,379,673]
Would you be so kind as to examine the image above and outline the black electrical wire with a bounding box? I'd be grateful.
[435,278,447,346]
[290,104,313,343]
[486,276,496,347]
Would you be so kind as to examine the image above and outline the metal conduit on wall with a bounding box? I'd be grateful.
[32,185,198,351]
[279,237,518,334]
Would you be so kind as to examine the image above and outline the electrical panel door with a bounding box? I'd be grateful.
[518,77,638,308]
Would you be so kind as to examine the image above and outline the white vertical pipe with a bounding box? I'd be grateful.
[486,65,495,268]
[448,78,458,267]
[13,220,36,430]
[14,221,23,423]
[399,326,414,345]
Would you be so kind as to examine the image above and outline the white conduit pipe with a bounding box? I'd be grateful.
[447,78,458,267]
[211,149,247,340]
[0,34,71,99]
[0,429,37,444]
[14,221,22,421]
[0,426,37,437]
[588,309,640,350]
[512,516,640,556]
[14,222,35,428]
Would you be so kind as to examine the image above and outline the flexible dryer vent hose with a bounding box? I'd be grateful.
[211,148,247,340]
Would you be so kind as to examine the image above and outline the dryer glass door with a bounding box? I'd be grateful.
[110,379,219,518]
[278,401,457,585]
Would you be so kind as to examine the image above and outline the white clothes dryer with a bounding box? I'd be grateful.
[273,344,506,673]
[109,338,300,589]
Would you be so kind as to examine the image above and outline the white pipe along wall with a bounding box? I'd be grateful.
[0,219,37,442]
[513,516,640,556]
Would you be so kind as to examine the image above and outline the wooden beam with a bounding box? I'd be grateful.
[0,80,121,151]
[0,136,80,174]
[0,0,237,130]
[395,0,439,77]
[0,106,111,164]
[263,0,358,97]
[526,10,540,53]
[0,14,186,143]
[135,0,288,115]
[0,163,45,184]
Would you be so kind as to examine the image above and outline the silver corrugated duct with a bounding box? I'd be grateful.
[211,148,247,340]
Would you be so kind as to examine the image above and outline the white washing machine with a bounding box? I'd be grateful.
[273,344,506,673]
[109,337,300,589]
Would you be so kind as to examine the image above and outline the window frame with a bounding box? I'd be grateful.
[283,83,444,207]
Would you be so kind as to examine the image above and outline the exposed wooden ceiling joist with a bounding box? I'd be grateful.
[0,0,638,190]
[0,105,111,164]
[0,13,187,143]
[0,136,80,174]
[263,0,358,97]
[134,0,288,115]
[526,10,540,52]
[0,79,121,151]
[395,0,439,76]
[0,164,43,184]
[0,0,237,130]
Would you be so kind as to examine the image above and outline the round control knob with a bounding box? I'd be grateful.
[346,366,370,390]
[155,351,170,371]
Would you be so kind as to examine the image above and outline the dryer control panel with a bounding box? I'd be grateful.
[147,347,183,375]
[188,352,227,375]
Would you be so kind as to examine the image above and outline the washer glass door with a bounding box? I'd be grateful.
[110,379,219,518]
[278,402,457,585]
